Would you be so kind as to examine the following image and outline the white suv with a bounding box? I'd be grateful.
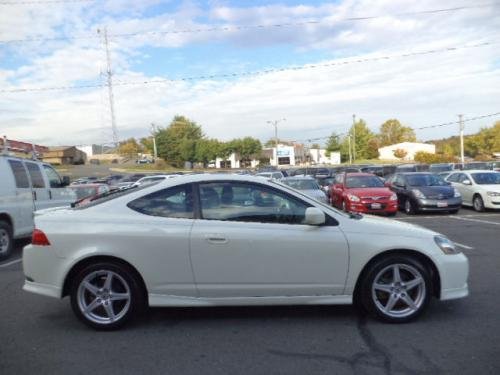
[0,155,76,260]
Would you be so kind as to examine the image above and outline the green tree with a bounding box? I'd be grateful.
[195,139,220,166]
[156,116,203,167]
[325,132,342,156]
[366,137,381,159]
[118,138,140,158]
[231,137,262,162]
[379,119,416,146]
[311,143,321,149]
[139,137,154,155]
[351,119,376,160]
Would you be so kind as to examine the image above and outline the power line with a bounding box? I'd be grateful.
[0,41,494,94]
[0,3,497,44]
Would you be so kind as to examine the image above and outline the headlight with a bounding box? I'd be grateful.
[434,235,460,255]
[389,193,397,201]
[487,191,500,197]
[347,194,360,202]
[412,189,426,199]
[454,188,461,198]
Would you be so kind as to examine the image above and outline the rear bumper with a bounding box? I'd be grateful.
[23,280,61,299]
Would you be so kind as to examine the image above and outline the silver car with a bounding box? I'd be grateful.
[280,176,328,203]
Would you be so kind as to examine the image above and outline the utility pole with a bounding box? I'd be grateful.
[348,135,352,164]
[99,28,119,146]
[459,114,465,164]
[352,114,356,162]
[267,118,286,166]
[151,123,158,162]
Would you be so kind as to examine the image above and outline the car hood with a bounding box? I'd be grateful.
[411,185,454,198]
[340,213,438,239]
[475,184,500,192]
[346,187,392,197]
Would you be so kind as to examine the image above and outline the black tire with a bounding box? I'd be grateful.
[473,195,485,212]
[0,221,13,261]
[358,255,432,323]
[404,199,417,215]
[70,262,145,330]
[448,209,459,214]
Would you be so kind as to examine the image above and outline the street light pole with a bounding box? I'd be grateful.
[348,135,352,164]
[352,114,356,162]
[267,118,286,166]
[458,114,465,164]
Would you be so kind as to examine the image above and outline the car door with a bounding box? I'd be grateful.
[189,181,349,298]
[458,173,474,205]
[6,159,34,236]
[330,174,344,207]
[390,174,407,208]
[42,164,77,207]
[24,161,51,210]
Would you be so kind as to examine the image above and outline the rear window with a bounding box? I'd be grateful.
[346,176,384,188]
[8,160,30,188]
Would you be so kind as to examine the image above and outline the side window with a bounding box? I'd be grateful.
[127,184,194,219]
[447,173,459,182]
[8,160,30,188]
[199,182,310,224]
[334,174,344,184]
[395,175,405,187]
[43,165,63,188]
[458,174,468,183]
[25,162,46,188]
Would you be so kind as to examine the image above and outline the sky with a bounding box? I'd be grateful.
[0,0,499,147]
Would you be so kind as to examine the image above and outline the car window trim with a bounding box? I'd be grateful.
[193,180,338,226]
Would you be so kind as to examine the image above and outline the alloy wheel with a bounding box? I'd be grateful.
[371,263,426,318]
[0,228,10,255]
[77,270,131,325]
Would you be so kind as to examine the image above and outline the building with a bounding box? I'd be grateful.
[0,137,48,158]
[309,148,341,165]
[378,142,436,161]
[42,146,87,165]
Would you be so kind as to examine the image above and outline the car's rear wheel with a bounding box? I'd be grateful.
[70,262,145,330]
[359,255,431,323]
[473,195,485,212]
[404,199,416,215]
[0,221,13,261]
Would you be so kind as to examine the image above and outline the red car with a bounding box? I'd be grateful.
[330,172,398,215]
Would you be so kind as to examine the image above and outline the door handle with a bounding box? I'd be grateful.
[49,190,52,199]
[33,191,37,200]
[205,234,228,244]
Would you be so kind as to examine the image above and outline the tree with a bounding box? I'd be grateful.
[311,143,321,149]
[379,119,416,146]
[414,151,457,164]
[195,139,221,166]
[325,132,342,156]
[118,138,140,158]
[139,137,154,155]
[393,148,408,160]
[366,137,381,159]
[156,115,203,167]
[350,119,376,160]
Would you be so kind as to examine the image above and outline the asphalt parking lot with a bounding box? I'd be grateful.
[1,208,499,375]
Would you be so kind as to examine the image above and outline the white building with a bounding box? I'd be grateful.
[309,148,341,165]
[378,142,435,161]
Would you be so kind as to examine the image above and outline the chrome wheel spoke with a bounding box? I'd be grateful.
[84,298,101,314]
[392,265,401,283]
[374,283,392,293]
[103,302,115,321]
[103,272,113,290]
[405,277,423,291]
[83,281,99,295]
[401,294,417,310]
[110,292,129,301]
[384,294,399,312]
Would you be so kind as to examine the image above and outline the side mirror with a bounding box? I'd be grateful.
[62,176,70,187]
[304,207,326,226]
[462,179,472,185]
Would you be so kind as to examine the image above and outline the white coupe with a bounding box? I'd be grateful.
[23,174,469,329]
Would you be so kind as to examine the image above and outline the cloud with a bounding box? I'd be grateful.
[0,0,499,146]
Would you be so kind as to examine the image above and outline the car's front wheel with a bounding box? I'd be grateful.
[70,262,145,330]
[473,195,485,212]
[359,255,431,323]
[404,199,417,215]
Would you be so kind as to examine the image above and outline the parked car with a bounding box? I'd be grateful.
[115,174,147,190]
[132,175,178,187]
[429,163,454,173]
[492,161,500,172]
[255,171,284,180]
[0,155,75,260]
[446,170,500,211]
[387,173,462,215]
[23,174,468,329]
[279,176,328,203]
[330,173,398,216]
[360,165,384,177]
[463,162,491,170]
[69,184,110,201]
[315,176,335,196]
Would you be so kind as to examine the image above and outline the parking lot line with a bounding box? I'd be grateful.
[0,258,22,268]
[449,216,500,226]
[454,242,474,250]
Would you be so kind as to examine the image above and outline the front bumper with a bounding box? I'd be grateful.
[485,195,500,209]
[348,200,398,214]
[438,252,469,301]
[416,197,462,211]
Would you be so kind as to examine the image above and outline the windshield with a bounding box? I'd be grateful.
[471,172,500,185]
[345,176,384,188]
[429,164,452,172]
[69,186,97,200]
[464,162,489,170]
[406,174,448,187]
[281,179,320,190]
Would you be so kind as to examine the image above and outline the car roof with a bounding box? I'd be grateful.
[344,172,375,177]
[281,176,314,180]
[69,183,107,187]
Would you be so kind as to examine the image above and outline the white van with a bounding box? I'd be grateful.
[0,155,76,260]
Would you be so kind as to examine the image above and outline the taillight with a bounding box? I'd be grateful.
[32,229,51,246]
